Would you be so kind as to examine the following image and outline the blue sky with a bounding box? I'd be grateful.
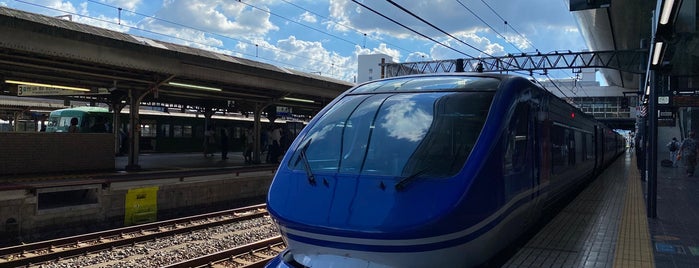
[1,0,589,83]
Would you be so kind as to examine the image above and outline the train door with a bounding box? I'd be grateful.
[503,101,536,229]
[529,102,543,220]
[594,125,604,173]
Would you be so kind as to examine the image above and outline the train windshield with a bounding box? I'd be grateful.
[288,91,494,178]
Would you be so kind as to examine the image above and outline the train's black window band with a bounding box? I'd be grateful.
[350,76,500,93]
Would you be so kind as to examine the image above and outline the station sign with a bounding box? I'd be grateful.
[17,85,110,96]
[671,89,699,107]
[17,84,78,96]
[276,106,292,115]
[658,108,675,126]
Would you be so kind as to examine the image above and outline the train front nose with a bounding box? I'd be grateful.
[267,77,497,267]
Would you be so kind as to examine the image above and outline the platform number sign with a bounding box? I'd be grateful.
[124,186,159,226]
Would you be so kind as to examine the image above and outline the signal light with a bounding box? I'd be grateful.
[571,112,575,119]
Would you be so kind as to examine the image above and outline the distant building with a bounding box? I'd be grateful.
[538,69,637,120]
[357,54,394,84]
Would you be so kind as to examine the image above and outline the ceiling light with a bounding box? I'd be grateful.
[652,42,665,65]
[5,80,91,92]
[283,97,315,103]
[659,0,676,25]
[167,82,222,92]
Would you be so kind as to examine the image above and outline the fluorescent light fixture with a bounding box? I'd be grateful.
[283,97,315,103]
[659,0,675,25]
[5,80,91,92]
[652,42,664,65]
[167,82,222,92]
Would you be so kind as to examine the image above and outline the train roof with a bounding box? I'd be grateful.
[349,73,536,94]
[50,106,109,115]
[49,106,308,124]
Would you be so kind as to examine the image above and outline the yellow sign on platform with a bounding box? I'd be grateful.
[124,186,159,226]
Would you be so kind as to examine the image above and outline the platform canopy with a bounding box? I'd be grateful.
[0,7,354,116]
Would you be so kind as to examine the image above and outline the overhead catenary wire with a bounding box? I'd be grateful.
[478,0,538,51]
[384,0,493,58]
[544,74,572,100]
[277,0,416,56]
[454,0,523,53]
[350,0,477,58]
[237,0,358,47]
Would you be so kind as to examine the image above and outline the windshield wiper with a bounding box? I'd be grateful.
[294,139,316,185]
[395,167,431,191]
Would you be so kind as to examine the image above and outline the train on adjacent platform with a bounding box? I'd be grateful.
[265,73,625,267]
[45,106,304,153]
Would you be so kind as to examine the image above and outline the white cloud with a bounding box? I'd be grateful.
[300,11,317,23]
[38,0,79,15]
[355,43,400,62]
[140,0,279,38]
[257,35,354,81]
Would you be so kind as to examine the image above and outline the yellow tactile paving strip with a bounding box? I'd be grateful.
[613,156,654,268]
[503,152,656,268]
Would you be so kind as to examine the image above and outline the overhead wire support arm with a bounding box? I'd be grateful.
[382,49,648,77]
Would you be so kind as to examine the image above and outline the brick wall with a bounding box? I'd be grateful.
[0,132,114,175]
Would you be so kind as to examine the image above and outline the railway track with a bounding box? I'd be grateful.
[0,204,273,267]
[164,236,285,268]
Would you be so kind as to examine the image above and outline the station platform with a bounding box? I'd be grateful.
[0,150,269,184]
[114,151,262,172]
[502,151,699,268]
[0,151,277,245]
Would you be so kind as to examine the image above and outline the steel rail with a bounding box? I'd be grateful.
[0,204,267,267]
[163,236,284,268]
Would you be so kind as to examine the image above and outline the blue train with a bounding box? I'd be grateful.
[265,73,625,267]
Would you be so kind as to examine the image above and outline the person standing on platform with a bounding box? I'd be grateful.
[678,131,699,177]
[667,137,680,167]
[264,127,272,163]
[244,127,254,164]
[204,125,215,157]
[635,135,646,181]
[270,126,282,164]
[220,127,229,160]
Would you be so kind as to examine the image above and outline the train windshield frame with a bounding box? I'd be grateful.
[288,89,495,179]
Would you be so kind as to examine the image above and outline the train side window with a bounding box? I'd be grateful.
[140,122,157,137]
[574,131,583,163]
[59,117,73,127]
[503,103,530,201]
[585,133,594,160]
[173,125,183,137]
[566,129,575,166]
[183,125,193,137]
[551,125,567,173]
[504,104,529,173]
[161,124,170,137]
